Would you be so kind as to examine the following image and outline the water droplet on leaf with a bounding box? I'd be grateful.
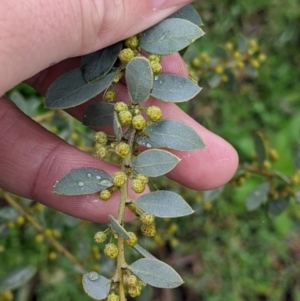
[78,181,85,187]
[87,173,92,178]
[87,272,99,281]
[96,175,101,180]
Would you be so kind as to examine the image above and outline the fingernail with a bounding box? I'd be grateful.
[152,0,192,10]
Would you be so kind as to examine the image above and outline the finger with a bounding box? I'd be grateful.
[0,0,192,94]
[0,97,143,222]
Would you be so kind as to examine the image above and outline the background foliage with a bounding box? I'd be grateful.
[1,1,300,300]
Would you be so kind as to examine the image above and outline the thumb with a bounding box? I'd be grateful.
[0,0,193,94]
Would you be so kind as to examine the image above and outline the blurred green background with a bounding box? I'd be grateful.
[1,1,300,300]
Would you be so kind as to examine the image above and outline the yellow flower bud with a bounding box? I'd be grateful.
[146,106,163,122]
[118,48,135,64]
[125,35,139,49]
[115,142,130,158]
[118,110,133,126]
[125,232,138,247]
[132,115,146,131]
[95,147,108,159]
[94,231,107,243]
[112,172,127,187]
[140,212,155,225]
[104,243,118,259]
[94,131,108,145]
[104,90,116,103]
[99,189,111,201]
[132,179,145,193]
[114,101,128,112]
[150,60,162,74]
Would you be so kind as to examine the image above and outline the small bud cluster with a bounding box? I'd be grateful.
[148,53,162,74]
[140,212,156,237]
[107,292,120,301]
[125,273,146,298]
[189,39,267,86]
[104,90,116,103]
[131,174,148,194]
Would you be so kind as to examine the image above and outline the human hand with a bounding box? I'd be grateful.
[0,0,238,222]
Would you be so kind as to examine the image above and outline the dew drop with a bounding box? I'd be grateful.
[87,271,99,281]
[159,81,162,84]
[99,180,113,187]
[96,175,101,180]
[87,173,92,178]
[78,181,85,187]
[146,143,152,148]
[154,76,158,81]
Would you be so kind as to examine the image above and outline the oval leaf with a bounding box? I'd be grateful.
[81,42,122,82]
[135,191,193,218]
[83,102,114,127]
[129,258,183,288]
[53,168,113,196]
[144,119,205,151]
[168,4,203,26]
[203,186,224,202]
[126,57,153,104]
[245,182,270,211]
[295,144,300,169]
[133,244,157,259]
[253,132,266,166]
[0,265,37,291]
[268,197,289,216]
[151,74,201,102]
[132,149,180,177]
[139,18,204,55]
[0,207,19,221]
[108,215,130,240]
[45,69,116,109]
[82,272,111,300]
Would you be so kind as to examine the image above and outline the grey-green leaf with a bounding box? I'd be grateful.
[129,258,183,288]
[45,69,116,109]
[82,272,111,300]
[144,119,205,151]
[0,266,37,291]
[135,133,162,148]
[168,4,203,26]
[83,102,114,127]
[253,132,266,166]
[113,112,123,141]
[0,207,19,221]
[81,42,122,82]
[53,168,113,196]
[126,57,153,104]
[151,74,201,102]
[268,197,289,216]
[203,186,224,202]
[245,182,270,211]
[135,191,193,217]
[139,18,204,55]
[133,244,157,259]
[133,149,180,177]
[108,215,130,240]
[295,144,300,169]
